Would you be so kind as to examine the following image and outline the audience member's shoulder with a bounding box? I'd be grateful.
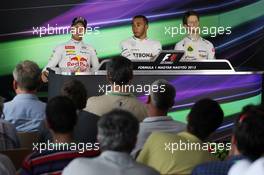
[133,161,160,175]
[38,100,46,106]
[24,150,49,162]
[62,158,91,175]
[79,110,100,119]
[3,100,12,106]
[228,159,251,175]
[87,95,109,103]
[192,160,222,174]
[0,119,13,126]
[0,153,13,164]
[148,132,175,142]
[245,157,264,175]
[0,154,16,175]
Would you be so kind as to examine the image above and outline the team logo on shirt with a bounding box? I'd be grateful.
[65,46,76,55]
[67,56,89,72]
[187,46,194,52]
[66,50,76,55]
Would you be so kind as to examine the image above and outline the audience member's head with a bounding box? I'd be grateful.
[61,79,87,110]
[97,109,139,153]
[147,79,176,114]
[187,98,224,141]
[46,96,77,134]
[106,56,133,85]
[233,106,264,160]
[13,60,41,92]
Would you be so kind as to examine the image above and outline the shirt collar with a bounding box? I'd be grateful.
[142,116,173,123]
[186,35,201,42]
[13,94,38,100]
[70,38,83,45]
[132,36,148,42]
[106,91,134,97]
[101,151,133,163]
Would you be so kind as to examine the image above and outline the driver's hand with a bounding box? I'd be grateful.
[41,71,49,83]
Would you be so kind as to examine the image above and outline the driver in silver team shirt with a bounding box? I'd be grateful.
[120,15,162,61]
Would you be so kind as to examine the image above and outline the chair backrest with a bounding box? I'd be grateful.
[17,132,40,149]
[0,148,32,170]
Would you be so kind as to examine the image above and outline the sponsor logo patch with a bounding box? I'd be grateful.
[65,46,75,49]
[187,46,194,52]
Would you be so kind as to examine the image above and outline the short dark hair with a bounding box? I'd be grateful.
[133,15,149,25]
[187,98,224,140]
[150,79,176,110]
[106,56,133,85]
[234,106,264,160]
[71,16,87,28]
[97,109,139,153]
[13,60,41,91]
[46,96,77,133]
[60,79,87,110]
[183,11,200,25]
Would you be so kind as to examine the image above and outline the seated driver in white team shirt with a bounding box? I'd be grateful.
[175,11,215,60]
[120,15,162,61]
[41,17,99,83]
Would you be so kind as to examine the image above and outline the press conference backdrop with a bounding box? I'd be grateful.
[0,0,263,116]
[0,0,264,76]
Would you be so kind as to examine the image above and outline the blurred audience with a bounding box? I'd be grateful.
[132,79,186,157]
[137,98,224,174]
[191,105,258,175]
[61,79,99,143]
[19,96,100,175]
[84,56,147,121]
[0,95,19,150]
[39,79,100,143]
[3,60,46,132]
[63,109,160,175]
[227,105,264,175]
